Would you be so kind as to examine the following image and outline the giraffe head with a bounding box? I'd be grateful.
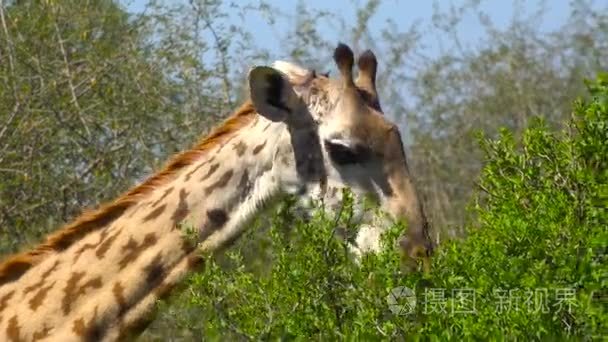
[248,43,433,271]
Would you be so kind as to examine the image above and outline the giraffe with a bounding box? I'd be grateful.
[288,49,431,262]
[0,43,432,341]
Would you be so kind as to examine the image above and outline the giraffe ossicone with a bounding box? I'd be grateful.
[0,43,432,341]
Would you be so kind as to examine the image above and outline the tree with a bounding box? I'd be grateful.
[0,0,253,254]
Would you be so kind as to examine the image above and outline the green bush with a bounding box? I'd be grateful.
[145,77,607,340]
[410,73,607,339]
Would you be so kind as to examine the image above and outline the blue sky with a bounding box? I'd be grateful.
[121,0,605,141]
[123,0,602,60]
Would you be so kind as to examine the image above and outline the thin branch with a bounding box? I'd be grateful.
[0,101,19,142]
[54,22,92,141]
[0,167,28,175]
[190,0,233,110]
[475,181,505,200]
[0,0,20,102]
[0,1,15,81]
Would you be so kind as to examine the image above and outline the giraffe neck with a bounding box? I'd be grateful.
[0,111,291,341]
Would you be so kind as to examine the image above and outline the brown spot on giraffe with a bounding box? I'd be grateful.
[0,291,14,324]
[184,156,214,181]
[238,170,252,200]
[62,272,102,315]
[252,140,267,155]
[142,204,167,223]
[143,254,165,286]
[204,170,233,195]
[118,233,158,269]
[151,186,174,207]
[29,281,56,311]
[215,135,237,154]
[0,290,15,314]
[151,252,201,300]
[171,189,189,225]
[207,209,228,228]
[72,306,101,341]
[199,209,229,241]
[94,228,122,259]
[232,141,247,156]
[22,260,59,295]
[6,315,22,342]
[113,282,127,317]
[32,324,51,341]
[120,313,154,341]
[114,253,181,342]
[74,229,108,262]
[200,163,220,182]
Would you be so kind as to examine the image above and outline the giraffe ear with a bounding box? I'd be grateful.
[249,66,296,122]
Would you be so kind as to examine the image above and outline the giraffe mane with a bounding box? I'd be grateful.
[0,101,257,286]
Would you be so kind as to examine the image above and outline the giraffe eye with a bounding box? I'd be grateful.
[324,140,369,166]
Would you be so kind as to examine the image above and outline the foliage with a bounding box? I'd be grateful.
[404,1,608,236]
[143,75,607,340]
[0,0,257,254]
[0,0,180,252]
